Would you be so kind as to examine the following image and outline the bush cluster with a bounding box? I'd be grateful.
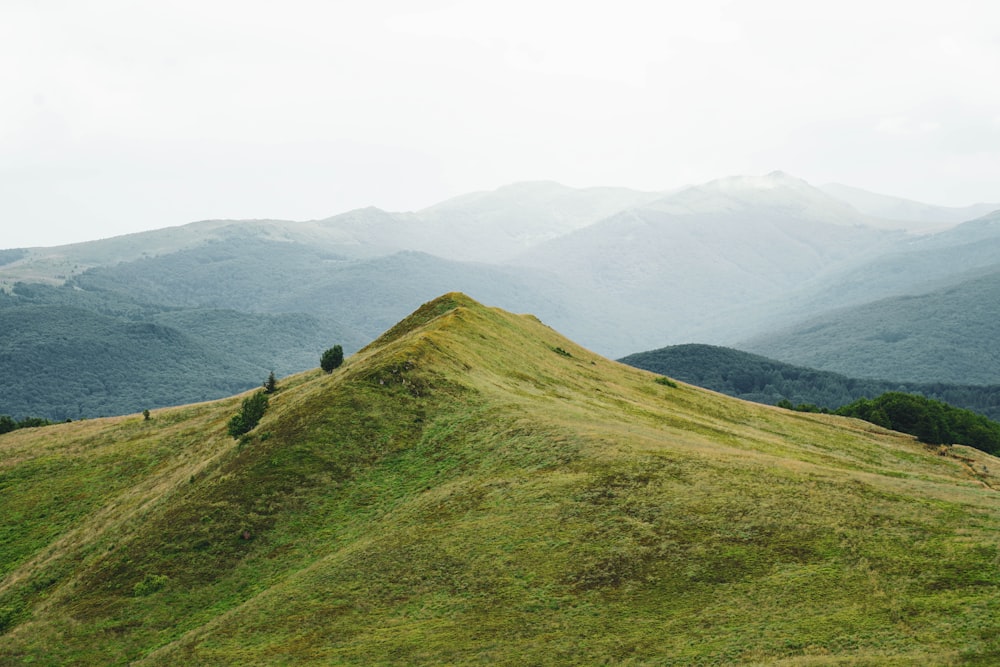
[835,392,1000,454]
[0,415,53,435]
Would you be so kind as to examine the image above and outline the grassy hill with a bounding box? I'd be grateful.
[4,293,1000,664]
[620,343,1000,422]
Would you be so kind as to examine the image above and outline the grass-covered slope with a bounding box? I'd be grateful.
[4,293,1000,665]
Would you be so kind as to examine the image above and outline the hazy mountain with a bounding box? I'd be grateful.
[5,293,1000,664]
[740,268,1000,384]
[4,172,998,418]
[309,181,669,263]
[513,171,906,354]
[621,343,1000,421]
[804,210,1000,306]
[821,182,1000,229]
[0,217,339,287]
[728,210,1000,383]
[0,180,662,285]
[67,239,583,345]
[411,180,668,262]
[717,209,1000,343]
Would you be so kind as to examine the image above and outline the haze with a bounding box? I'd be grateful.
[2,0,999,248]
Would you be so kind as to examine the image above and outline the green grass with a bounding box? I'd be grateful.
[3,293,1000,665]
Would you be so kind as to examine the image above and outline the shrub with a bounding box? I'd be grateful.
[836,392,1000,454]
[654,376,678,388]
[264,371,277,394]
[228,390,269,439]
[133,573,169,597]
[321,345,344,373]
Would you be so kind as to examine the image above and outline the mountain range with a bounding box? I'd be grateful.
[2,171,999,420]
[4,294,1000,664]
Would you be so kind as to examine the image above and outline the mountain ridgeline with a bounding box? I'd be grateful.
[4,294,1000,664]
[1,172,999,421]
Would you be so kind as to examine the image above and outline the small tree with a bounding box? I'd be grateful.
[228,390,269,439]
[264,371,277,394]
[320,345,344,373]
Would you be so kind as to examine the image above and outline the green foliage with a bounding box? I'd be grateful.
[263,371,277,394]
[0,415,53,434]
[552,346,572,357]
[654,376,677,388]
[836,391,1000,454]
[227,390,269,438]
[776,400,829,414]
[132,573,169,597]
[320,345,344,373]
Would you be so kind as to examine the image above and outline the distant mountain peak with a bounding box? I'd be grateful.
[702,171,812,193]
[642,171,867,224]
[820,182,1000,228]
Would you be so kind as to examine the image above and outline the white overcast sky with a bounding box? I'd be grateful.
[2,0,1000,248]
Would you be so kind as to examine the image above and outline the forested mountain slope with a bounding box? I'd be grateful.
[742,268,1000,384]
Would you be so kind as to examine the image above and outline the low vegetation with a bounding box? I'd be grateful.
[3,293,1000,665]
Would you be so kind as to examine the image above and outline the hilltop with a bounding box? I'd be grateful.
[3,293,1000,665]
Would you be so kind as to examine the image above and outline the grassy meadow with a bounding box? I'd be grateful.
[3,293,1000,665]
